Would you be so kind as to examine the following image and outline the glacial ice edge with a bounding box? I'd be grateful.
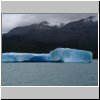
[2,48,93,63]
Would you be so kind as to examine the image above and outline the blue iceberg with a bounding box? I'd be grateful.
[2,48,93,63]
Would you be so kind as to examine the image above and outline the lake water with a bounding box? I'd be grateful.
[1,60,98,86]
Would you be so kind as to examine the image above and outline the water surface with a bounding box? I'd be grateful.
[1,60,98,86]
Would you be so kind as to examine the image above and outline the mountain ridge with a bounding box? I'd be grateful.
[2,16,98,58]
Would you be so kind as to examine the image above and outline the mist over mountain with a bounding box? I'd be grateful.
[2,16,98,58]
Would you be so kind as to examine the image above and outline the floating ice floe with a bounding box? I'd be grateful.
[2,48,93,63]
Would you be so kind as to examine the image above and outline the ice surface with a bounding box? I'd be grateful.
[2,48,92,63]
[50,48,92,62]
[2,53,51,62]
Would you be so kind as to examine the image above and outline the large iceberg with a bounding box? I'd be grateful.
[2,48,92,63]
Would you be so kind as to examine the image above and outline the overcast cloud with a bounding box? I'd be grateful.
[2,13,98,33]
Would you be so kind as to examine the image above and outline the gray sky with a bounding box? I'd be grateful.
[2,13,98,33]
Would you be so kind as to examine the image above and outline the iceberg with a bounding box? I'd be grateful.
[2,48,93,63]
[2,53,51,62]
[50,48,92,63]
